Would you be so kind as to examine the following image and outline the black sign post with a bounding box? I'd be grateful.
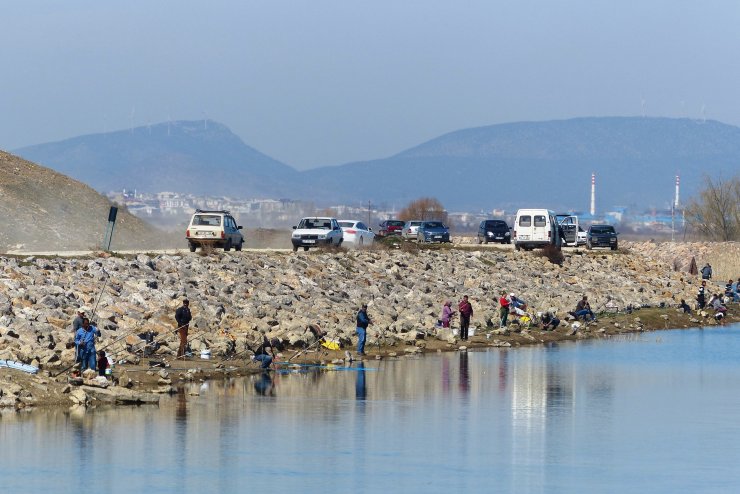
[103,206,118,251]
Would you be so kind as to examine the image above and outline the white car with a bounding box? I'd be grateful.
[403,220,423,240]
[338,220,375,248]
[186,210,244,252]
[291,217,344,252]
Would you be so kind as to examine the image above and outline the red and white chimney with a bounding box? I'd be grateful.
[674,175,680,209]
[590,173,596,216]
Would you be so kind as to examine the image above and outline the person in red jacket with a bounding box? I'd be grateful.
[458,295,473,340]
[498,291,510,328]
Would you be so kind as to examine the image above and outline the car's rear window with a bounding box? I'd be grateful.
[534,215,547,227]
[339,222,354,228]
[518,216,531,227]
[409,221,422,226]
[591,226,615,234]
[425,222,444,228]
[192,214,221,226]
[387,220,404,227]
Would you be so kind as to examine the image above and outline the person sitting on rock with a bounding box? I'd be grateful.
[541,312,561,331]
[679,299,692,314]
[75,317,101,372]
[709,294,727,315]
[725,280,735,302]
[572,295,596,322]
[732,279,740,303]
[97,350,109,377]
[439,300,456,328]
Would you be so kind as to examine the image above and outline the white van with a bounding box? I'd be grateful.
[513,209,562,251]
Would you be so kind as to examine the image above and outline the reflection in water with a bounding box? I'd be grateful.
[1,324,740,492]
[355,363,366,400]
[254,371,275,396]
[459,352,469,394]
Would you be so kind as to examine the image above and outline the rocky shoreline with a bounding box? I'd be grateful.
[0,241,736,410]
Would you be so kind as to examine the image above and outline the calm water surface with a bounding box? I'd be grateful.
[2,323,740,493]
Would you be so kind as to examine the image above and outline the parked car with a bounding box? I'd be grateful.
[185,209,244,252]
[377,220,405,237]
[291,217,343,252]
[339,220,375,248]
[587,224,619,250]
[476,219,511,244]
[557,215,587,247]
[417,221,450,243]
[513,209,561,251]
[403,220,423,240]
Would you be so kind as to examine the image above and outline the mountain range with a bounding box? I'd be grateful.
[14,117,740,212]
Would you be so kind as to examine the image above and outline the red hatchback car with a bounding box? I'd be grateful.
[378,220,405,237]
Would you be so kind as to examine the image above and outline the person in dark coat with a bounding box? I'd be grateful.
[701,263,713,280]
[356,304,371,356]
[458,295,473,340]
[175,299,192,358]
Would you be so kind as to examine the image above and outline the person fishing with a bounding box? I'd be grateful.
[356,303,372,356]
[458,295,473,340]
[75,317,101,371]
[697,281,707,309]
[439,300,455,328]
[175,299,192,358]
[498,291,510,328]
[252,329,276,369]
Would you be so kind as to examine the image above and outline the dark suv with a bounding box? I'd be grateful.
[586,224,618,250]
[378,220,405,237]
[477,219,511,244]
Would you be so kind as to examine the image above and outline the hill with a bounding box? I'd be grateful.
[14,120,298,198]
[302,117,740,211]
[0,151,169,252]
[14,117,740,212]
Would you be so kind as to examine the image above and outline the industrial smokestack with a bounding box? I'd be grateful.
[674,175,680,209]
[590,173,596,216]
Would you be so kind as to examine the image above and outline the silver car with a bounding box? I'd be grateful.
[403,220,423,240]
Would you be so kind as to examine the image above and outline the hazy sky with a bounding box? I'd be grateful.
[1,1,739,169]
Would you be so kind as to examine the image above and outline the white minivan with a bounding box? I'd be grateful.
[513,209,562,251]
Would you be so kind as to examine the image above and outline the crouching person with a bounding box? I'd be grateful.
[541,312,561,331]
[75,318,101,371]
[252,330,276,369]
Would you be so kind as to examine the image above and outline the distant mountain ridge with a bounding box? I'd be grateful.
[14,120,298,198]
[14,117,740,211]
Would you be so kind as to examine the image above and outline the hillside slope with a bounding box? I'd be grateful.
[14,120,299,197]
[0,151,169,251]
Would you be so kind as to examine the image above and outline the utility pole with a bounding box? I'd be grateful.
[367,200,371,227]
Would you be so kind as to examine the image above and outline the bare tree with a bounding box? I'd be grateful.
[684,175,740,241]
[398,197,448,223]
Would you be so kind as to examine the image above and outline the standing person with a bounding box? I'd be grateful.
[439,301,455,328]
[75,318,101,371]
[458,295,473,340]
[72,307,86,333]
[72,307,87,362]
[701,263,713,280]
[697,281,707,309]
[498,291,510,328]
[356,303,371,356]
[175,299,192,358]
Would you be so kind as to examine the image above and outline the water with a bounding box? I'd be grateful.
[3,324,740,493]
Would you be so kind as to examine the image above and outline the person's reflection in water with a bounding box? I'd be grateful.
[355,362,366,400]
[499,349,509,393]
[254,371,275,396]
[176,388,188,422]
[459,352,469,394]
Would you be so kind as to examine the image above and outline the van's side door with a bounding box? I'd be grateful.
[559,216,578,245]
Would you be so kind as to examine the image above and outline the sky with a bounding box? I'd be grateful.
[1,0,739,169]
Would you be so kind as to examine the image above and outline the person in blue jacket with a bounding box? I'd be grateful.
[75,318,101,371]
